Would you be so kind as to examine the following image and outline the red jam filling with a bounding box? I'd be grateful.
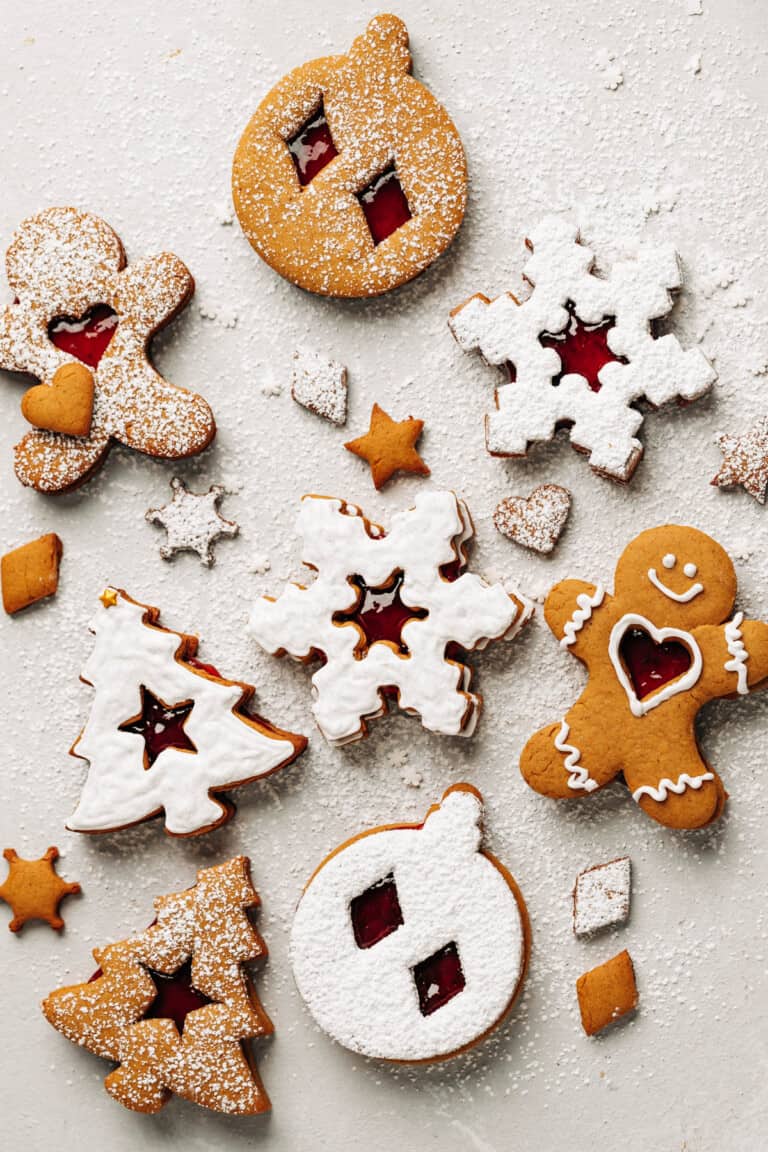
[358,167,412,245]
[48,304,118,368]
[538,306,625,392]
[118,685,197,769]
[350,874,404,949]
[288,105,338,186]
[89,957,212,1034]
[187,656,221,678]
[413,941,465,1016]
[619,626,692,700]
[335,570,428,655]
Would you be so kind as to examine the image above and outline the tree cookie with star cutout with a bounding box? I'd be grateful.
[520,526,768,829]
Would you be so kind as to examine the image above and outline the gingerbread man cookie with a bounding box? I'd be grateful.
[520,526,768,829]
[0,207,215,493]
[232,15,467,297]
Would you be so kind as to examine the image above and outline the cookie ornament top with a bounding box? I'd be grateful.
[232,15,467,297]
[0,207,215,493]
[520,526,768,829]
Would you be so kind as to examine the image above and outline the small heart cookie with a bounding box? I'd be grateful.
[21,362,94,438]
[493,484,571,554]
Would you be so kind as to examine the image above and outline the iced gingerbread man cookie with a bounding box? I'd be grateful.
[232,15,467,297]
[248,490,532,745]
[449,216,715,481]
[0,207,215,492]
[290,785,530,1062]
[520,526,768,829]
[68,589,306,837]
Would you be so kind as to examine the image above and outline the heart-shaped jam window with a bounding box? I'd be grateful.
[48,304,118,368]
[619,626,692,700]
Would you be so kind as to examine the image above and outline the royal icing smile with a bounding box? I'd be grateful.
[647,555,704,602]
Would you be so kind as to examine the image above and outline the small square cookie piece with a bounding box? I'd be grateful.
[2,533,62,614]
[573,856,631,937]
[577,949,638,1036]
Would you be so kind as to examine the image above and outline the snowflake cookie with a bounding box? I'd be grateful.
[0,846,80,933]
[68,589,306,837]
[43,857,274,1115]
[0,207,215,493]
[248,490,532,745]
[448,216,716,481]
[146,477,239,566]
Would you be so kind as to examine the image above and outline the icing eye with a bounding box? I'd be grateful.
[350,874,403,949]
[288,102,338,186]
[413,941,465,1016]
[357,166,412,245]
[684,562,698,578]
[662,554,676,569]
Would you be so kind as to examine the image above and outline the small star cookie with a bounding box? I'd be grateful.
[345,403,429,489]
[711,416,768,503]
[146,477,238,566]
[0,846,80,932]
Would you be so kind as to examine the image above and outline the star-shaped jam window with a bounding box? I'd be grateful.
[143,960,215,1033]
[119,686,197,770]
[712,416,768,504]
[0,846,80,933]
[334,569,428,656]
[345,403,430,490]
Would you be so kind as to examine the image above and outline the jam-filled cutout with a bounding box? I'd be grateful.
[357,166,412,246]
[118,685,197,769]
[89,957,213,1034]
[334,569,428,656]
[619,626,692,700]
[48,304,118,369]
[288,102,338,186]
[413,941,465,1016]
[350,873,404,949]
[504,304,627,391]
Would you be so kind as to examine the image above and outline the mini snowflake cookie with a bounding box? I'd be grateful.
[290,785,530,1061]
[0,846,80,933]
[573,856,631,937]
[146,477,239,566]
[290,348,348,425]
[68,589,306,837]
[520,526,768,829]
[232,15,467,297]
[0,207,215,493]
[248,490,532,745]
[448,216,716,481]
[43,857,274,1115]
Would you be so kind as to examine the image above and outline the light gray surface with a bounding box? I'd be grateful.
[1,1,767,1149]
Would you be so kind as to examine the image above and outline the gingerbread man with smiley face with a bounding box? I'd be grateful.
[521,526,768,829]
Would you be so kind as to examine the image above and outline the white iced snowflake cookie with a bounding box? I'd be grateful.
[146,477,239,566]
[449,216,716,481]
[290,785,530,1062]
[69,589,306,837]
[248,490,533,745]
[290,348,348,425]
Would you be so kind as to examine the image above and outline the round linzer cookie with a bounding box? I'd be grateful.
[290,786,530,1062]
[232,15,467,297]
[0,207,215,493]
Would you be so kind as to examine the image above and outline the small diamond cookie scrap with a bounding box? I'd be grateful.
[248,490,532,745]
[449,216,716,481]
[573,856,631,937]
[291,348,348,425]
[146,477,238,566]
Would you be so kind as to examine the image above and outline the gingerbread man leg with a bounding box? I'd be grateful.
[520,702,623,800]
[14,428,110,493]
[622,739,726,830]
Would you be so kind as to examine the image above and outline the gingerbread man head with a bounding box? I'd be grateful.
[0,207,215,493]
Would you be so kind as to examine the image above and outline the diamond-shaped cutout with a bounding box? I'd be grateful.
[413,941,465,1016]
[350,873,404,949]
[288,102,338,186]
[357,166,412,245]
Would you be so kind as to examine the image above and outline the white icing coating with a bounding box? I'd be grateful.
[248,491,531,745]
[573,857,631,937]
[647,567,704,602]
[554,720,599,793]
[632,771,715,804]
[449,216,716,480]
[560,584,605,648]
[68,591,300,836]
[609,613,702,717]
[724,611,749,695]
[684,562,698,578]
[662,553,676,569]
[290,788,527,1061]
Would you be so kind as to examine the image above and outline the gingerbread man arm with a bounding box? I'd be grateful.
[544,579,607,653]
[694,616,768,700]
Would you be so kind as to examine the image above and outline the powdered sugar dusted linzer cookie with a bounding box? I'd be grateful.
[520,526,768,829]
[68,589,306,837]
[0,207,215,493]
[290,785,530,1062]
[232,15,467,297]
[449,216,716,481]
[494,484,571,554]
[42,857,274,1114]
[248,490,532,745]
